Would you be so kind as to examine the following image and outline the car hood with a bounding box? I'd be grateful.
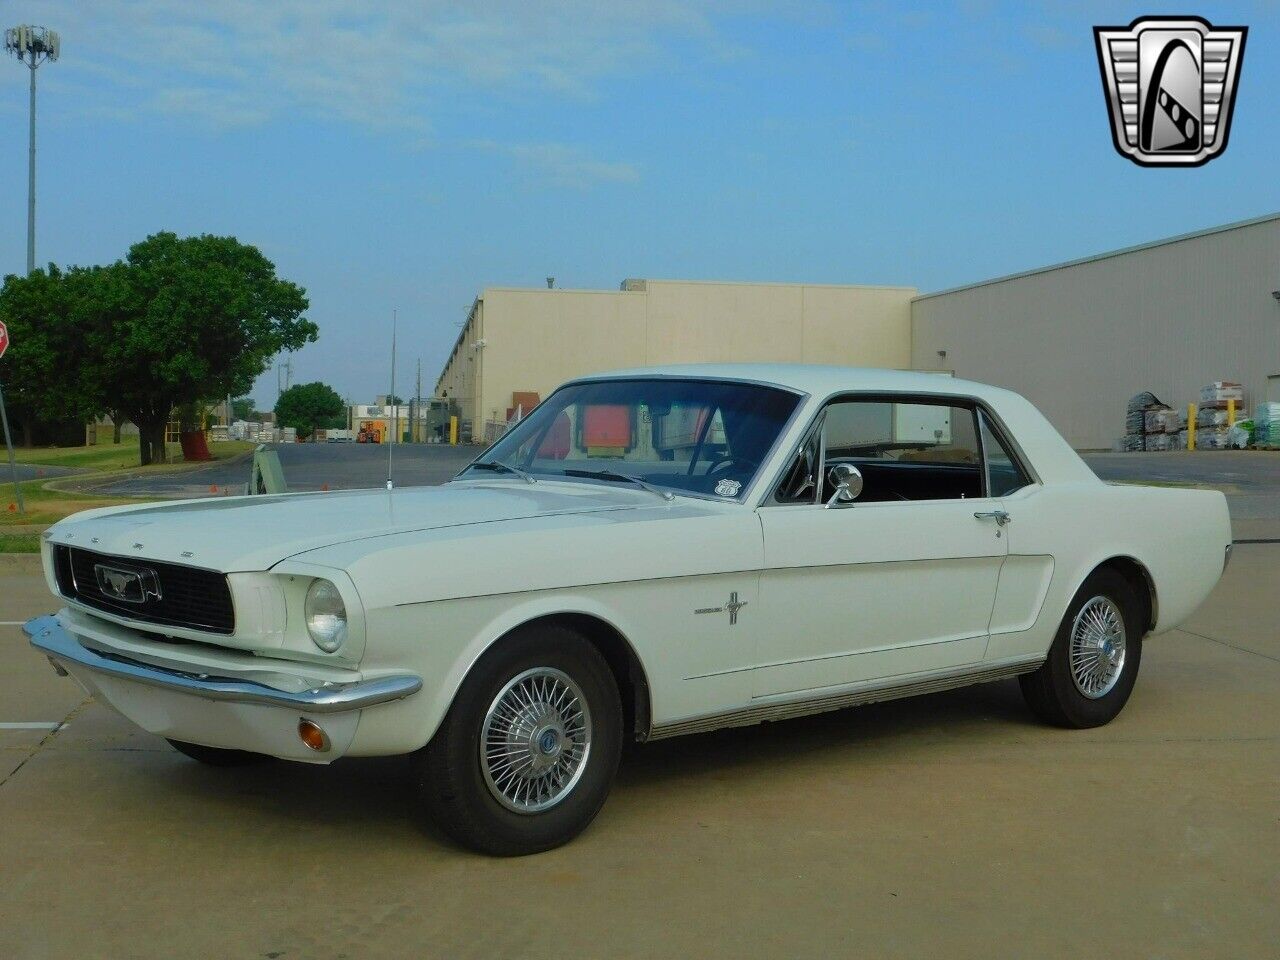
[46,481,653,572]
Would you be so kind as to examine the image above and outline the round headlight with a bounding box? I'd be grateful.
[304,578,347,653]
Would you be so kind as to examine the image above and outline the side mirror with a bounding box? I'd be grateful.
[825,463,863,508]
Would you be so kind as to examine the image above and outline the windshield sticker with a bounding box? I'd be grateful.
[714,479,741,498]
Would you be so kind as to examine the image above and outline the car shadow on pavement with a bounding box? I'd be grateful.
[138,677,1034,847]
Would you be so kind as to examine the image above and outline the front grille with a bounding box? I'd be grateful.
[54,545,235,635]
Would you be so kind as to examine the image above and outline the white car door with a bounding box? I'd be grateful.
[752,397,1009,698]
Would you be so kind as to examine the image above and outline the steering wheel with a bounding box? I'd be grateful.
[706,455,758,476]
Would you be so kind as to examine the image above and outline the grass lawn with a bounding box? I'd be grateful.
[0,532,41,553]
[0,439,256,544]
[11,438,255,472]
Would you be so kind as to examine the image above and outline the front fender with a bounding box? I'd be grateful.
[346,590,653,757]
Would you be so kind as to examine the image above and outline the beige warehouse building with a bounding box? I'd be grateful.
[911,213,1280,448]
[435,213,1280,448]
[436,279,915,441]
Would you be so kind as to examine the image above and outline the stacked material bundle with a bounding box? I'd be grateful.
[1227,419,1254,449]
[1145,407,1179,434]
[1200,381,1246,406]
[1255,402,1280,449]
[1124,392,1165,451]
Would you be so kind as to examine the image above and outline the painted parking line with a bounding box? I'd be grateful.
[0,722,62,731]
[0,620,33,626]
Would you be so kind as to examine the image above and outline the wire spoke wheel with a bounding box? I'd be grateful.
[480,667,593,814]
[1069,595,1127,699]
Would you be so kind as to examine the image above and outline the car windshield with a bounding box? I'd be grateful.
[462,378,802,499]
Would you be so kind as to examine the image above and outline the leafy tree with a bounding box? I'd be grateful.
[81,233,316,464]
[0,265,107,445]
[230,396,258,421]
[385,394,403,405]
[275,381,345,440]
[0,233,314,463]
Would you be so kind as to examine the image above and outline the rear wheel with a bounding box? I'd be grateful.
[1019,568,1144,728]
[417,624,622,856]
[166,739,268,767]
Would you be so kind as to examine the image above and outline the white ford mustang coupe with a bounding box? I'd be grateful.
[27,365,1231,854]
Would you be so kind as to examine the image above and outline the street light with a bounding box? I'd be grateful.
[5,25,60,275]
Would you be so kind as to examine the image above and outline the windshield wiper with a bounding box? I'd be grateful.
[562,468,675,501]
[468,460,537,484]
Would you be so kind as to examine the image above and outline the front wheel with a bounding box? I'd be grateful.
[1019,568,1144,728]
[416,624,622,856]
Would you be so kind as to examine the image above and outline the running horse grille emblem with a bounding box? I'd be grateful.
[1094,16,1246,167]
[695,591,749,626]
[93,564,162,605]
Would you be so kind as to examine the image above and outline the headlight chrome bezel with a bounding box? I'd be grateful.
[304,577,348,653]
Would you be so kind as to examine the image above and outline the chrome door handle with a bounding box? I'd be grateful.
[974,510,1012,527]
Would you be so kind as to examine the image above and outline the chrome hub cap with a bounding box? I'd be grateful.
[1069,595,1127,699]
[480,667,592,814]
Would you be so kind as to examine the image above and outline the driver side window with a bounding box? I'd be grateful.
[776,398,987,505]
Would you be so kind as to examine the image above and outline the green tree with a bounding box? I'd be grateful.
[275,381,345,440]
[81,233,316,464]
[230,396,258,421]
[0,265,107,445]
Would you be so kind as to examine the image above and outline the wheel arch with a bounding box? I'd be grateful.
[450,608,653,744]
[1091,555,1158,634]
[515,612,653,742]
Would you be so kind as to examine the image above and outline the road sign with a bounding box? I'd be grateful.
[0,319,8,359]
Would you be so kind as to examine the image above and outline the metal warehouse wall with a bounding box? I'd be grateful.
[910,215,1280,449]
[444,280,915,435]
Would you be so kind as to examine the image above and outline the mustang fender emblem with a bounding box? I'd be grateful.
[695,591,749,625]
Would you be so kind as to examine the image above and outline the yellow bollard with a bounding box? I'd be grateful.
[1227,397,1236,427]
[1187,402,1197,451]
[449,415,458,445]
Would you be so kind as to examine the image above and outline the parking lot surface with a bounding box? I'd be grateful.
[91,442,477,498]
[1,542,1276,959]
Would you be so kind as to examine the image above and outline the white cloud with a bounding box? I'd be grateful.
[21,0,758,127]
[467,139,640,187]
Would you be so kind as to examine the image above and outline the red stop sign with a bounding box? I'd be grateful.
[0,320,7,359]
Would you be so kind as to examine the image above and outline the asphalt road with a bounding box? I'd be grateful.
[84,446,1280,537]
[1,547,1276,958]
[92,443,478,497]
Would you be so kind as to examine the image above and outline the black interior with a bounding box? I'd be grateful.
[825,457,982,502]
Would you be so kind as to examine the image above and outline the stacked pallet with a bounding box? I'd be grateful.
[1123,392,1166,451]
[1255,402,1280,449]
[1196,381,1246,450]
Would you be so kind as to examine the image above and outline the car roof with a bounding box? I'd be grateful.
[567,363,1014,402]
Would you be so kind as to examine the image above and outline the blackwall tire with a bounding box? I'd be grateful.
[417,624,622,856]
[1019,568,1144,729]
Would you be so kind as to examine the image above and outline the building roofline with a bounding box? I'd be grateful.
[478,279,918,295]
[627,278,917,292]
[913,211,1280,302]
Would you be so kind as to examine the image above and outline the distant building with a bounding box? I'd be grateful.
[434,280,915,443]
[434,213,1280,449]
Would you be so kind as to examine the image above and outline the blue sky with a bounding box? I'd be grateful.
[1,1,1276,408]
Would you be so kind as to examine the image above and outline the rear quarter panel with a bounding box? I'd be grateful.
[987,480,1231,663]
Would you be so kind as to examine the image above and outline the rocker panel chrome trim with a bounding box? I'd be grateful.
[648,656,1043,740]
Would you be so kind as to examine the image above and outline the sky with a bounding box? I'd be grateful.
[1,1,1276,409]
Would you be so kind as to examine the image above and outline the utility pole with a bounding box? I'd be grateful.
[415,357,422,443]
[386,310,396,488]
[5,26,60,274]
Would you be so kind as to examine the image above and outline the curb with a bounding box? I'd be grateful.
[42,450,254,496]
[0,552,42,569]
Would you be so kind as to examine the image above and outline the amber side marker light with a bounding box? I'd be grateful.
[298,719,330,752]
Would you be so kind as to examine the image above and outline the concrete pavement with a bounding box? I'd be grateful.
[0,547,1276,959]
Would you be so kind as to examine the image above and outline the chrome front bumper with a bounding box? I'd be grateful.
[24,614,422,714]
